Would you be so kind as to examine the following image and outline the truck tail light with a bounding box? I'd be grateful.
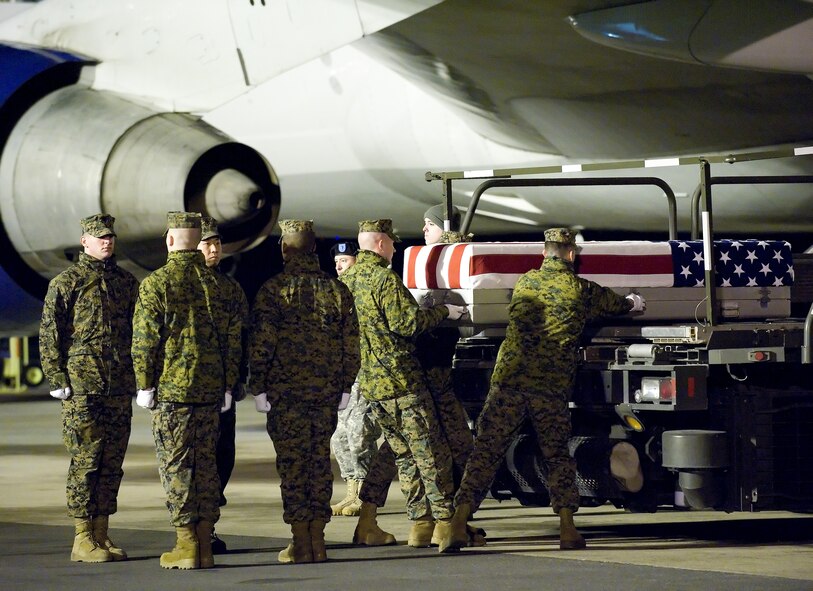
[636,377,676,403]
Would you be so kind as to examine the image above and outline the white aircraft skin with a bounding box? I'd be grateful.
[1,0,813,336]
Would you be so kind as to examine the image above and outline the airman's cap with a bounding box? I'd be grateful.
[278,219,314,235]
[80,213,116,238]
[544,227,575,245]
[330,240,359,259]
[438,230,473,244]
[201,216,220,241]
[166,211,202,231]
[358,219,401,242]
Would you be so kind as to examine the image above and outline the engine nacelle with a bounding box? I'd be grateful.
[0,44,280,335]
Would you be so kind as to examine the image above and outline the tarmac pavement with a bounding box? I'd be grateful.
[1,394,812,591]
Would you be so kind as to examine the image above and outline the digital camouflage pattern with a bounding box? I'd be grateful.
[331,379,380,481]
[151,402,220,526]
[80,213,116,238]
[339,250,448,401]
[62,395,132,517]
[369,394,455,520]
[278,219,314,235]
[249,253,359,403]
[214,270,250,389]
[40,249,138,518]
[268,404,338,523]
[340,248,455,519]
[131,250,242,402]
[438,230,473,244]
[249,252,359,524]
[455,255,633,513]
[40,253,139,393]
[358,219,400,242]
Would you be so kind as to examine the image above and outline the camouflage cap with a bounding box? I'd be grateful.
[200,216,220,241]
[278,219,314,235]
[166,211,202,230]
[544,227,575,245]
[358,219,401,242]
[80,213,116,238]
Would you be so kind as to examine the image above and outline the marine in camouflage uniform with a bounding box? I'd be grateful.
[249,219,359,564]
[132,211,241,570]
[341,219,460,553]
[198,216,250,553]
[358,214,474,518]
[40,213,139,563]
[450,227,634,551]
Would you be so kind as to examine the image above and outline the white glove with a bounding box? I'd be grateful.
[221,390,233,413]
[254,392,271,413]
[49,386,72,400]
[136,388,156,409]
[444,303,468,320]
[626,293,646,312]
[338,392,351,411]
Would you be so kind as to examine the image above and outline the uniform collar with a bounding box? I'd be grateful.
[356,249,390,268]
[284,252,320,273]
[167,250,206,266]
[79,252,117,271]
[542,255,574,272]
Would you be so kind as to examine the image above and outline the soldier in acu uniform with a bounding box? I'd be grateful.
[197,216,250,554]
[132,211,241,570]
[40,213,139,563]
[448,227,644,551]
[340,219,467,554]
[249,220,359,564]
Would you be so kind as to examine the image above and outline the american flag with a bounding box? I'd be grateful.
[669,240,794,287]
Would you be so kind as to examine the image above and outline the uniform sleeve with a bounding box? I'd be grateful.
[340,284,360,392]
[225,283,244,391]
[39,280,70,390]
[235,283,250,386]
[381,273,448,338]
[583,280,633,321]
[131,279,164,390]
[248,285,279,393]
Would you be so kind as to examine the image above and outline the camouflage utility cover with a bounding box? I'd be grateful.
[358,219,400,242]
[339,249,448,401]
[80,214,116,238]
[132,250,241,403]
[40,253,139,394]
[249,253,359,406]
[491,256,631,390]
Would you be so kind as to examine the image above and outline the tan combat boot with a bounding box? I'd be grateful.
[331,479,359,516]
[160,524,199,569]
[92,515,127,561]
[71,517,112,563]
[278,521,314,564]
[352,502,396,546]
[309,520,327,563]
[433,518,459,554]
[558,508,586,550]
[440,502,471,553]
[340,480,363,516]
[407,515,435,548]
[196,520,215,568]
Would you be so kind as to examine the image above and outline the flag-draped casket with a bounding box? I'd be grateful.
[404,240,794,324]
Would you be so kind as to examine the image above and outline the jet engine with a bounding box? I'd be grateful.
[0,43,280,335]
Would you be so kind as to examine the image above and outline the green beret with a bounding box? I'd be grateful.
[201,216,220,241]
[358,219,401,243]
[80,213,116,238]
[278,219,314,235]
[544,227,575,245]
[166,211,201,230]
